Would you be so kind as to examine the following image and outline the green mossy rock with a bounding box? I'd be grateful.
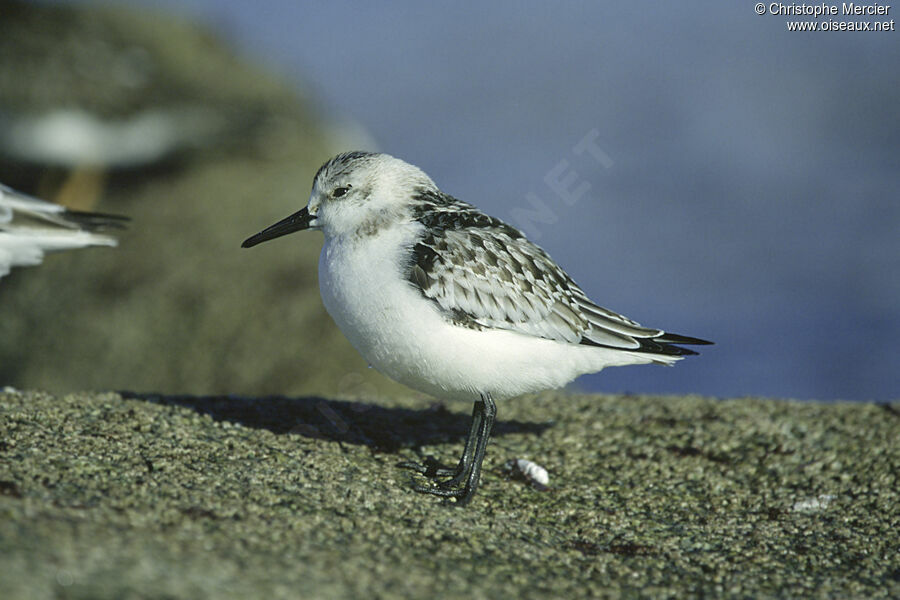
[1,390,897,599]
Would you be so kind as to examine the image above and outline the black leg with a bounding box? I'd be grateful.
[457,392,495,505]
[398,398,483,481]
[435,397,483,486]
[399,393,496,505]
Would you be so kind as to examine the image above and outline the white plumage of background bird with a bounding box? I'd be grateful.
[243,151,711,505]
[0,184,127,280]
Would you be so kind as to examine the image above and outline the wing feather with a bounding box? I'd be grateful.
[0,184,129,280]
[405,189,711,356]
[1,184,128,232]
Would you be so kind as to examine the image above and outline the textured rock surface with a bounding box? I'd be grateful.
[1,390,897,599]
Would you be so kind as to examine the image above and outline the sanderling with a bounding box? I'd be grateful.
[0,184,127,280]
[242,151,711,505]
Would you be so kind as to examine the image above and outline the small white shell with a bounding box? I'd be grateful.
[510,458,549,489]
[791,494,835,513]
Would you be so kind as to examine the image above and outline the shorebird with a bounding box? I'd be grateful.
[242,151,711,505]
[0,183,127,280]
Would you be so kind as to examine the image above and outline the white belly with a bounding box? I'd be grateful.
[318,227,655,401]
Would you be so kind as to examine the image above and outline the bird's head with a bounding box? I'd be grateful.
[242,151,435,247]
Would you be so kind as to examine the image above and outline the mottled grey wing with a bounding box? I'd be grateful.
[407,224,667,351]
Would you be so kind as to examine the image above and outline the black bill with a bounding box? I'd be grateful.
[241,207,314,248]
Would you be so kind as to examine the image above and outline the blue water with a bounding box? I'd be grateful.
[124,1,899,401]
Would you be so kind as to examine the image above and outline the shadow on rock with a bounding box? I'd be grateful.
[120,392,552,454]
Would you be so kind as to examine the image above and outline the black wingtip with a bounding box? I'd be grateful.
[657,332,714,346]
[634,339,699,356]
[626,332,713,357]
[65,210,131,232]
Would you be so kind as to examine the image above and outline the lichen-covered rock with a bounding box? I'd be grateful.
[1,389,897,599]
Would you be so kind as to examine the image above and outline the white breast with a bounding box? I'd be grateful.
[317,224,657,401]
[318,224,439,386]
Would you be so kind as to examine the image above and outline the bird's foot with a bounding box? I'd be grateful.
[397,394,494,507]
[410,480,475,505]
[397,455,462,483]
[398,455,476,504]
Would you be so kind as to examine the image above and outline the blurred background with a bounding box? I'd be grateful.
[0,1,897,402]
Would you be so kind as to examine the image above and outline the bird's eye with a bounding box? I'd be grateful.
[332,186,351,198]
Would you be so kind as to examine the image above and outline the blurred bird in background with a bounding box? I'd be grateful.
[0,183,127,280]
[0,1,381,397]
